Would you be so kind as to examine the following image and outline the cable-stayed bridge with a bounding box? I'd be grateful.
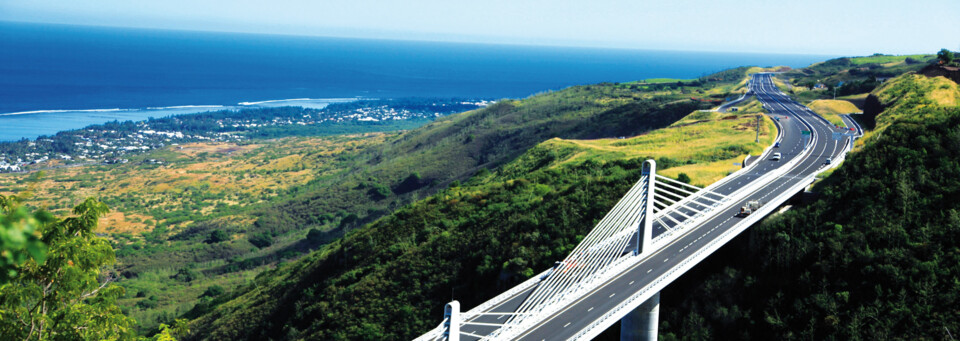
[416,73,862,340]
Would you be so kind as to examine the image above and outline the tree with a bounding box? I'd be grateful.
[205,229,229,244]
[0,197,139,340]
[676,173,692,184]
[200,285,224,298]
[937,48,954,65]
[0,194,50,284]
[248,232,273,249]
[306,228,325,244]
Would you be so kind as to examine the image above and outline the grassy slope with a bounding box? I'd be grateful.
[0,134,390,331]
[655,72,960,340]
[848,54,933,65]
[857,74,960,144]
[544,110,776,186]
[807,100,860,126]
[185,74,769,340]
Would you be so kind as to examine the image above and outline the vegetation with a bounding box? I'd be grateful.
[937,48,954,65]
[181,72,778,340]
[848,53,932,65]
[775,53,936,103]
[0,195,188,340]
[807,99,860,126]
[7,54,951,340]
[657,71,960,340]
[3,67,753,334]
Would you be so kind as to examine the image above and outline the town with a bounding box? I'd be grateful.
[0,98,491,172]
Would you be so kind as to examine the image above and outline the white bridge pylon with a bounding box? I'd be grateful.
[430,159,731,340]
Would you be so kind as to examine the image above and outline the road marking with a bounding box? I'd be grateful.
[628,281,634,285]
[609,293,616,298]
[647,269,652,273]
[588,307,594,312]
[663,258,669,262]
[564,322,571,328]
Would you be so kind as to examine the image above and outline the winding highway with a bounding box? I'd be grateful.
[421,73,861,340]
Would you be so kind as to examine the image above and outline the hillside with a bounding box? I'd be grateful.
[3,70,753,333]
[183,74,774,340]
[774,54,935,103]
[655,72,960,340]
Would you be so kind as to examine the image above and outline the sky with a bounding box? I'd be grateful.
[2,0,958,55]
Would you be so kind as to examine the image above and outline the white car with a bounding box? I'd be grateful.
[771,152,782,161]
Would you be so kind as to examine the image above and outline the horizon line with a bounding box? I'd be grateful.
[0,19,869,58]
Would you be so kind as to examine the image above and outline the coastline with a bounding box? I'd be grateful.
[0,97,362,142]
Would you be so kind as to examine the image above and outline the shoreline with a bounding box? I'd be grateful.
[0,97,362,117]
[0,97,364,142]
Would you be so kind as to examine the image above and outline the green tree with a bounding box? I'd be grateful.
[937,48,954,65]
[0,197,138,340]
[676,173,692,184]
[248,232,273,249]
[204,229,229,244]
[0,194,50,284]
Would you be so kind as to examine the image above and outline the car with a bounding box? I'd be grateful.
[774,142,781,148]
[771,152,781,161]
[825,158,832,165]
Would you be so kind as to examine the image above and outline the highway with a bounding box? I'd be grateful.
[443,73,859,340]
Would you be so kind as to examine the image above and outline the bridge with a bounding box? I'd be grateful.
[415,73,862,340]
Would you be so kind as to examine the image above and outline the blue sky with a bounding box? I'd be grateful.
[2,0,957,55]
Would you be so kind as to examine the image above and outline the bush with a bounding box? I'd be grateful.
[200,285,225,298]
[248,232,274,249]
[205,229,229,244]
[306,228,325,244]
[172,268,198,282]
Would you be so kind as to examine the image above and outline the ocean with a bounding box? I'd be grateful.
[0,21,833,141]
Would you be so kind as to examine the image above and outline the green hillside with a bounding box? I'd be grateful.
[183,73,770,340]
[656,73,960,340]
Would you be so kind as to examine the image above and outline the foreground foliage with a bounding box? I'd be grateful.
[0,196,188,340]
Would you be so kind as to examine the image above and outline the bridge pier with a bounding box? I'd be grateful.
[620,292,659,341]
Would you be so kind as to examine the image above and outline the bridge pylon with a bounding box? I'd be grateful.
[442,301,460,341]
[636,159,656,256]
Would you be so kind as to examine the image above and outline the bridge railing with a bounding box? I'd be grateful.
[569,171,818,341]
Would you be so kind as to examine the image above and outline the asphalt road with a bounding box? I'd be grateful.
[454,73,857,341]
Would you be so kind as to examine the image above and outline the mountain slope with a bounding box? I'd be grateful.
[185,74,773,340]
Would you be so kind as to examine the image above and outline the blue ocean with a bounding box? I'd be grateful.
[0,22,832,141]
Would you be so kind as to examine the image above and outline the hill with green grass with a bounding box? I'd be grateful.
[181,71,774,340]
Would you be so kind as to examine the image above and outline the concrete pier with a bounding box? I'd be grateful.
[620,292,659,341]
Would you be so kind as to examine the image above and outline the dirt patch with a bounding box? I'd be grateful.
[920,64,960,84]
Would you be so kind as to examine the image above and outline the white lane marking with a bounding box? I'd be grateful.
[564,322,571,328]
[663,258,669,262]
[588,307,594,312]
[609,293,616,298]
[629,281,635,285]
[647,269,652,273]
